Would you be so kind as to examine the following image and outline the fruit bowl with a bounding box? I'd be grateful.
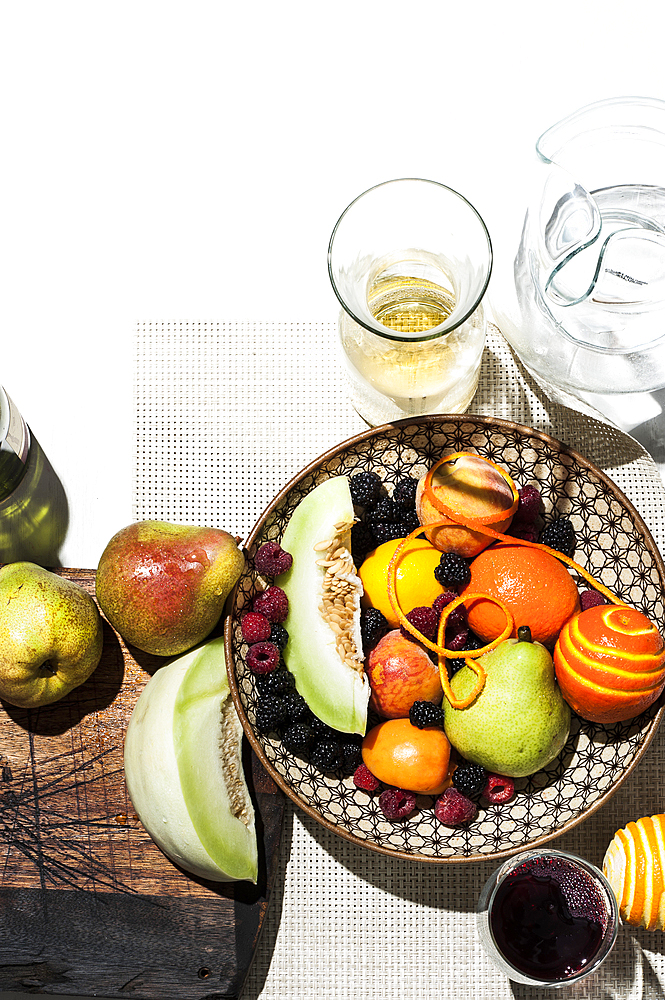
[225,415,665,863]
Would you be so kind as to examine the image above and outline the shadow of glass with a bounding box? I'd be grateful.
[0,433,68,567]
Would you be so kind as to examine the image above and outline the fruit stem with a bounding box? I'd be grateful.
[517,625,533,643]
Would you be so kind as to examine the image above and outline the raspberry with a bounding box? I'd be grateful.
[446,627,470,651]
[246,641,281,674]
[241,611,272,644]
[509,522,539,543]
[402,606,439,642]
[434,553,471,588]
[515,485,542,523]
[269,622,289,650]
[255,696,289,733]
[353,763,381,791]
[393,476,418,509]
[310,740,343,772]
[379,788,417,820]
[361,607,390,652]
[540,517,576,557]
[483,773,516,804]
[281,722,314,754]
[256,668,295,696]
[254,540,293,576]
[409,700,445,729]
[434,787,477,825]
[432,591,467,630]
[252,585,289,623]
[580,589,607,611]
[452,762,488,799]
[349,471,382,507]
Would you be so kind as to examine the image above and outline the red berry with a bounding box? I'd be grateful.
[241,611,272,643]
[580,589,607,611]
[379,788,417,820]
[402,606,439,642]
[434,787,477,825]
[515,485,542,523]
[433,591,467,630]
[509,522,539,543]
[353,763,381,792]
[446,627,469,651]
[254,541,293,576]
[246,641,281,674]
[482,773,515,804]
[253,585,289,623]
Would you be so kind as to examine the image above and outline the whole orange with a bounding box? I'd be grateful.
[554,604,665,723]
[464,541,580,648]
[359,537,445,628]
[361,718,451,795]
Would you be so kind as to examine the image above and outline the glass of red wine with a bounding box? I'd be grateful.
[477,849,619,988]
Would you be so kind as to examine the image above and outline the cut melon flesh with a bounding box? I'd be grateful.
[280,475,369,735]
[124,636,257,883]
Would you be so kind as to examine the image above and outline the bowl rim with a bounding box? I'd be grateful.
[225,413,665,863]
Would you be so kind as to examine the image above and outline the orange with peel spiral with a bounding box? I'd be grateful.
[554,604,665,723]
[603,814,665,930]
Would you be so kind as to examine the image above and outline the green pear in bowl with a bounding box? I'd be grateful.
[443,627,571,778]
[96,520,245,657]
[0,562,103,708]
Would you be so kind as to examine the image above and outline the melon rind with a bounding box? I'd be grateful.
[124,636,257,883]
[279,475,369,735]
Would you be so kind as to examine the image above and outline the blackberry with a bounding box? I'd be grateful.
[452,762,488,800]
[310,740,343,772]
[540,517,576,557]
[339,741,362,775]
[349,471,382,507]
[361,607,389,653]
[254,540,293,576]
[366,497,401,526]
[409,700,445,729]
[309,716,338,741]
[281,722,314,755]
[255,696,289,734]
[434,552,471,588]
[393,476,418,509]
[351,521,376,567]
[270,622,289,650]
[371,522,408,545]
[256,669,296,697]
[447,657,466,677]
[400,509,421,534]
[281,689,311,723]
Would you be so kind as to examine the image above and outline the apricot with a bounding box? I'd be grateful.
[362,718,451,795]
[365,629,443,719]
[416,452,516,557]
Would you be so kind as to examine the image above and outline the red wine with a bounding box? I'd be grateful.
[489,856,609,981]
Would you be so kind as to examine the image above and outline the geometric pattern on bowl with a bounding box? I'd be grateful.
[225,415,665,863]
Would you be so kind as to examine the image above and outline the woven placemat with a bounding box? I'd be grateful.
[135,321,665,999]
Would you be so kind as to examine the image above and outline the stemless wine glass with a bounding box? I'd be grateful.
[328,178,492,426]
[477,849,619,989]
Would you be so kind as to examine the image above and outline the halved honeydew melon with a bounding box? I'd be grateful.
[124,636,257,883]
[279,475,368,735]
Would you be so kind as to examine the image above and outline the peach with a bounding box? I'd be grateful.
[365,629,443,719]
[416,452,516,557]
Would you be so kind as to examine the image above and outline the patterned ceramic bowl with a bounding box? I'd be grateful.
[225,415,665,863]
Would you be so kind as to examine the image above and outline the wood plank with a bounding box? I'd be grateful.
[0,569,284,999]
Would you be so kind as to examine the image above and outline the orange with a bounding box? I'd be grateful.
[463,540,580,648]
[361,718,451,795]
[554,604,665,723]
[359,537,445,628]
[603,814,665,930]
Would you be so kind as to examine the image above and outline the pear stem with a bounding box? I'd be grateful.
[517,625,533,643]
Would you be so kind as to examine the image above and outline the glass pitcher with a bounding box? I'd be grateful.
[492,97,665,408]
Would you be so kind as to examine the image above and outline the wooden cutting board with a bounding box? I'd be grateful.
[0,570,285,999]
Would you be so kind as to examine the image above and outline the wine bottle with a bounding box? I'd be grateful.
[0,387,31,502]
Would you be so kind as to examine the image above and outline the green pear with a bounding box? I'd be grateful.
[96,520,245,657]
[443,629,571,777]
[0,562,103,708]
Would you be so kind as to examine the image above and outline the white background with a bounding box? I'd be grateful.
[1,0,664,569]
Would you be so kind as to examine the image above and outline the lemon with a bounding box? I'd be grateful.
[359,537,445,627]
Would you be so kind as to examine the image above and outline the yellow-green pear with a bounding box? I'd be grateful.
[0,562,103,708]
[443,627,571,777]
[96,520,245,656]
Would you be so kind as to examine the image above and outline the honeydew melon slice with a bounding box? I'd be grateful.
[279,475,368,735]
[124,636,257,883]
